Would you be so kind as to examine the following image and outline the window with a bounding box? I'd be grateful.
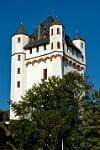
[31,37,35,42]
[44,45,46,50]
[43,34,47,40]
[18,55,21,61]
[43,69,47,80]
[17,81,20,88]
[51,29,53,35]
[30,48,32,54]
[57,28,60,34]
[51,43,53,49]
[36,46,39,52]
[18,37,21,43]
[57,42,61,49]
[81,42,83,48]
[63,43,64,50]
[82,55,84,62]
[17,68,20,74]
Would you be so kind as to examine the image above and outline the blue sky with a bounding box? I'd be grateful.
[0,0,100,110]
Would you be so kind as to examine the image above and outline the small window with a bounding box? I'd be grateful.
[57,28,60,34]
[72,49,74,55]
[63,43,64,50]
[17,68,20,74]
[43,69,47,80]
[18,37,21,43]
[31,37,35,42]
[43,34,47,40]
[57,42,61,49]
[81,42,83,48]
[44,45,46,50]
[51,43,53,49]
[36,46,39,52]
[18,55,21,61]
[30,48,32,54]
[51,29,53,35]
[17,81,20,88]
[82,55,84,62]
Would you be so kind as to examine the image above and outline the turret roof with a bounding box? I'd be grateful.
[13,24,28,36]
[73,32,84,41]
[52,17,62,25]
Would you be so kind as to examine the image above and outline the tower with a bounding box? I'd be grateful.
[72,32,86,64]
[10,16,86,119]
[10,24,29,119]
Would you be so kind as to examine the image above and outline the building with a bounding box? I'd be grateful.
[10,16,86,119]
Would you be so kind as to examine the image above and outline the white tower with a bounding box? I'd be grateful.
[10,16,86,119]
[10,24,29,119]
[72,32,86,64]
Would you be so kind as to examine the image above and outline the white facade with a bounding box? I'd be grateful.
[10,16,86,119]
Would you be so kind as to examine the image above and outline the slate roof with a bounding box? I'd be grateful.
[24,16,54,49]
[65,34,81,53]
[13,24,28,36]
[14,16,83,52]
[73,32,84,41]
[51,17,63,26]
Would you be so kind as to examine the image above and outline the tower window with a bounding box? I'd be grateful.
[82,55,84,62]
[30,48,32,54]
[17,81,20,88]
[18,37,21,43]
[81,42,83,48]
[63,43,64,50]
[57,28,60,34]
[51,43,53,49]
[36,46,39,52]
[18,55,21,61]
[57,42,61,49]
[43,69,47,80]
[51,29,53,35]
[17,68,20,74]
[44,45,46,50]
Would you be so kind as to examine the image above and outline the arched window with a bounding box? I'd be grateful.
[18,37,21,43]
[57,42,61,49]
[43,34,47,40]
[81,42,83,48]
[51,43,53,49]
[82,55,84,62]
[57,28,60,34]
[31,37,35,43]
[51,29,53,35]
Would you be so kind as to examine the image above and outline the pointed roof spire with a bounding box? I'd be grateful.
[73,32,84,41]
[43,16,54,26]
[53,17,61,25]
[13,23,28,36]
[51,17,64,27]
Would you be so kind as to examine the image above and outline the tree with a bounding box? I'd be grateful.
[81,90,100,150]
[10,72,90,150]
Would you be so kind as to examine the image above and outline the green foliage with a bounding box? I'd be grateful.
[10,72,92,150]
[82,90,100,150]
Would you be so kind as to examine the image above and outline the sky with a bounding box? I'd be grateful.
[0,0,100,110]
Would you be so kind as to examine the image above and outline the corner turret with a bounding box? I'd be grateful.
[72,32,86,64]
